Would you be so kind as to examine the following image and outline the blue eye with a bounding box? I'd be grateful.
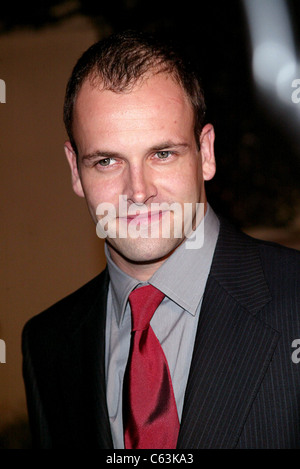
[98,157,118,167]
[156,151,172,159]
[98,158,112,166]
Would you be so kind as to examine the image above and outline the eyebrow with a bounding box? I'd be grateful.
[81,141,190,162]
[82,150,120,161]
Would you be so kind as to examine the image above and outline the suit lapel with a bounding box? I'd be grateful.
[177,219,280,449]
[58,269,113,448]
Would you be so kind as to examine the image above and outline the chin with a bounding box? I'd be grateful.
[107,237,184,264]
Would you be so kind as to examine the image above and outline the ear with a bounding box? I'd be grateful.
[199,123,216,181]
[64,141,85,198]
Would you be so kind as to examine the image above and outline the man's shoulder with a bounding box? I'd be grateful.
[254,235,300,263]
[219,216,300,264]
[211,217,300,323]
[216,215,300,286]
[253,236,300,290]
[22,268,109,355]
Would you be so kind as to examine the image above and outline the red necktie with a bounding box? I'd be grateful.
[123,284,180,449]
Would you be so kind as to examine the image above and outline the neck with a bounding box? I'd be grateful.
[106,242,184,281]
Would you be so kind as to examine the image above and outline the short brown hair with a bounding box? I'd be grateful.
[63,30,206,154]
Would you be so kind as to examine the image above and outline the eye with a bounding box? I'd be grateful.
[97,157,116,167]
[155,151,172,159]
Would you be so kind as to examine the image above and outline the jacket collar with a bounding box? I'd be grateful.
[209,216,272,314]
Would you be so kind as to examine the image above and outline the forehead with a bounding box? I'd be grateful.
[72,73,194,151]
[75,72,193,121]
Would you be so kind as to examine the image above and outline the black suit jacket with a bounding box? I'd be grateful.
[22,218,300,448]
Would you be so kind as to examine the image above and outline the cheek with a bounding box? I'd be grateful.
[80,183,109,215]
[79,169,123,207]
[186,158,203,193]
[161,161,202,199]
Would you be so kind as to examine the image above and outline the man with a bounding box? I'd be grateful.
[22,30,300,449]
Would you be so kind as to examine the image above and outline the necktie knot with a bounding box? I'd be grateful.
[128,284,165,331]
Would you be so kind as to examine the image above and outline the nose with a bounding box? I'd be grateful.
[126,162,157,205]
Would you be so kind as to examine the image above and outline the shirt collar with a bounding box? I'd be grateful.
[150,204,220,315]
[105,245,142,326]
[105,204,220,325]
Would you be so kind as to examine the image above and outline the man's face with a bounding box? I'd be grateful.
[65,73,216,266]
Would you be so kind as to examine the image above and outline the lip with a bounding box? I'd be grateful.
[119,211,167,224]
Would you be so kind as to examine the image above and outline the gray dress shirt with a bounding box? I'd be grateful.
[105,204,220,448]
